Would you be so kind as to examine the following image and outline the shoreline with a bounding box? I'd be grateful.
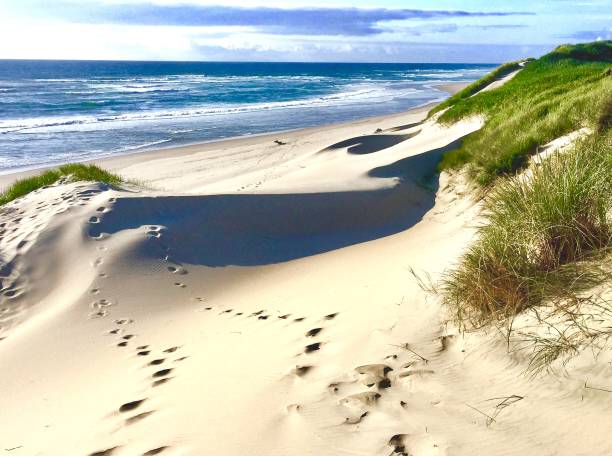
[0,82,467,190]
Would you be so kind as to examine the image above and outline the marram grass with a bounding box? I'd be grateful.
[435,40,612,186]
[0,164,123,206]
[428,60,524,118]
[441,130,612,328]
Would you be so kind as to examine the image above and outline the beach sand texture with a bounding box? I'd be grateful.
[1,91,612,455]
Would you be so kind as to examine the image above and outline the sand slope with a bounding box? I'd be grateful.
[1,105,612,456]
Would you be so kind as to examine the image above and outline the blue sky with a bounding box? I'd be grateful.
[0,0,610,62]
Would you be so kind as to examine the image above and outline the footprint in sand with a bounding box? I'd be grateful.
[167,265,187,275]
[119,399,146,413]
[153,368,173,378]
[89,446,119,456]
[125,411,155,425]
[152,378,171,387]
[354,364,394,389]
[3,288,23,299]
[388,434,409,455]
[306,328,323,337]
[294,365,313,377]
[146,226,163,238]
[341,391,381,407]
[143,447,168,455]
[344,411,368,425]
[92,298,112,309]
[89,310,108,319]
[304,342,322,354]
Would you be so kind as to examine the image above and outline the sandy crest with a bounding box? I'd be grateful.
[1,102,612,456]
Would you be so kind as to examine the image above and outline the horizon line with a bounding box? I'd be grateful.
[0,57,503,65]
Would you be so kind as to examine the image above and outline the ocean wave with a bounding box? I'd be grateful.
[170,129,195,134]
[413,73,466,79]
[120,139,173,152]
[89,83,188,93]
[0,84,422,133]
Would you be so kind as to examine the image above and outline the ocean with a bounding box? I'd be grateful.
[0,60,495,174]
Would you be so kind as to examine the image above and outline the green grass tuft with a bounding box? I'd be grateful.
[597,94,612,133]
[435,40,612,186]
[0,164,123,206]
[441,131,612,328]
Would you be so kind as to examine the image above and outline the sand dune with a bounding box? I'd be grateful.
[1,99,612,456]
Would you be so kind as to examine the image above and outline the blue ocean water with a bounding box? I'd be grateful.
[0,60,495,174]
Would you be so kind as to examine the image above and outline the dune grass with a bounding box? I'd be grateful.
[436,42,612,372]
[0,164,123,206]
[548,41,612,62]
[428,60,524,118]
[435,40,612,186]
[441,130,611,328]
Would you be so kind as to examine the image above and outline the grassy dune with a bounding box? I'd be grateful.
[436,40,611,186]
[428,60,525,118]
[436,41,612,370]
[442,131,611,325]
[0,164,122,206]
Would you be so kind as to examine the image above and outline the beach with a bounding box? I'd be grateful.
[1,77,612,456]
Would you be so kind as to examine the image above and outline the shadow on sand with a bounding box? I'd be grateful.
[369,137,464,182]
[91,137,465,267]
[321,130,421,155]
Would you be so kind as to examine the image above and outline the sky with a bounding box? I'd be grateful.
[0,0,610,63]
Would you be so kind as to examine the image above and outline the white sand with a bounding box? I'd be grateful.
[1,90,612,456]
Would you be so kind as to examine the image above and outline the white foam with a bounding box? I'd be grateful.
[0,84,425,134]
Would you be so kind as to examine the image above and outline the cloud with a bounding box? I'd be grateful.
[47,4,534,36]
[384,23,528,36]
[470,24,529,30]
[562,27,612,41]
[192,39,550,63]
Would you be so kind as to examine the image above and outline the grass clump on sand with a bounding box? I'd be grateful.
[0,164,123,206]
[441,131,611,329]
[435,40,612,186]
